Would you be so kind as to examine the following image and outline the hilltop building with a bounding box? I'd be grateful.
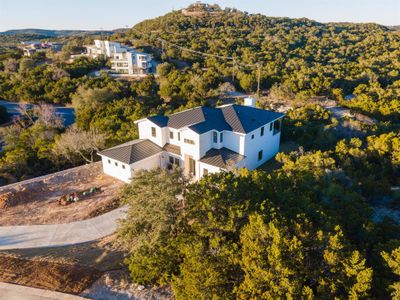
[85,40,152,75]
[98,98,284,182]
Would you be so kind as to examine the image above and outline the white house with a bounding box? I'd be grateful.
[86,40,152,75]
[98,98,284,182]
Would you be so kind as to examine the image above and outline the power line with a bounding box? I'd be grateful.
[130,27,260,69]
[130,27,263,96]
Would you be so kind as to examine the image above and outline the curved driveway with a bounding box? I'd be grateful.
[0,206,127,250]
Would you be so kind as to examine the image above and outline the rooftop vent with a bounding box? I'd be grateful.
[244,97,256,107]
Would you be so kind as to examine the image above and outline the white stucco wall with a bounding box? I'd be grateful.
[198,162,221,178]
[137,120,165,147]
[160,152,183,169]
[222,131,245,155]
[242,120,282,170]
[100,155,133,183]
[130,154,161,178]
[180,128,201,160]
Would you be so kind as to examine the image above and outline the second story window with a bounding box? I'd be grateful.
[261,127,264,136]
[184,138,195,145]
[220,132,223,143]
[170,131,174,139]
[151,127,156,137]
[213,131,218,143]
[273,120,281,135]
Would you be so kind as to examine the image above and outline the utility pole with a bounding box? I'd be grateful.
[161,40,165,59]
[232,58,236,82]
[257,63,261,98]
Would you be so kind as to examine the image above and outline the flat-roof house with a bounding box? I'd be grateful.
[98,98,284,182]
[86,40,152,75]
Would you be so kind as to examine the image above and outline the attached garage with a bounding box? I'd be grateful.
[98,139,163,183]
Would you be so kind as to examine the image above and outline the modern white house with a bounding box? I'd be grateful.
[98,98,284,182]
[86,40,152,75]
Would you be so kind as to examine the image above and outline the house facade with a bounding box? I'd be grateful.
[98,98,284,182]
[86,40,152,75]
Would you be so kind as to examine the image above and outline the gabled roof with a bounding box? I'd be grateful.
[98,139,162,165]
[146,104,284,134]
[199,147,245,169]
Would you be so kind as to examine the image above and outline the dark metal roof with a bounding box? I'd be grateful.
[98,139,162,164]
[163,143,181,155]
[146,105,284,134]
[220,105,284,133]
[199,147,245,169]
[147,115,168,127]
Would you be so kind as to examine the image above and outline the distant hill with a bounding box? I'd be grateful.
[0,28,115,37]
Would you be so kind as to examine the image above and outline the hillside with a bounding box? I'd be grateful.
[0,28,115,37]
[124,6,400,118]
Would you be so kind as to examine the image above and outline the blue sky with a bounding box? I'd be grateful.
[0,0,399,32]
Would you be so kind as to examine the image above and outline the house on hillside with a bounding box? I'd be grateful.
[98,98,284,182]
[85,40,152,75]
[20,41,63,57]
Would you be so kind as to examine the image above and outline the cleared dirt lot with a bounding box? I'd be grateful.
[0,235,124,294]
[0,163,124,226]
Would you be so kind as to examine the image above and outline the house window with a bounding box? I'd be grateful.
[273,120,281,135]
[203,168,209,175]
[189,157,196,176]
[220,132,223,143]
[270,123,273,131]
[258,150,263,161]
[213,131,218,143]
[115,162,118,166]
[184,138,195,145]
[108,159,111,164]
[261,127,264,136]
[170,131,174,139]
[151,127,156,137]
[169,156,174,164]
[251,134,254,139]
[178,132,181,141]
[122,165,126,169]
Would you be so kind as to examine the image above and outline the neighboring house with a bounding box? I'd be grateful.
[98,98,284,182]
[20,41,63,57]
[85,40,152,75]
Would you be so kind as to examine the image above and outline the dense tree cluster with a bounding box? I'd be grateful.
[117,131,399,298]
[0,53,105,104]
[131,8,400,117]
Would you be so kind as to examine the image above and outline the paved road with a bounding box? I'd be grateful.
[0,206,127,250]
[0,100,75,127]
[0,282,87,300]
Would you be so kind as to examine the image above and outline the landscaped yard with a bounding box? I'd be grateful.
[0,163,124,226]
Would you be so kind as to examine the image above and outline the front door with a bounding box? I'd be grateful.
[184,155,196,176]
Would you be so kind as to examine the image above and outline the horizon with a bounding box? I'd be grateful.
[0,0,399,32]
